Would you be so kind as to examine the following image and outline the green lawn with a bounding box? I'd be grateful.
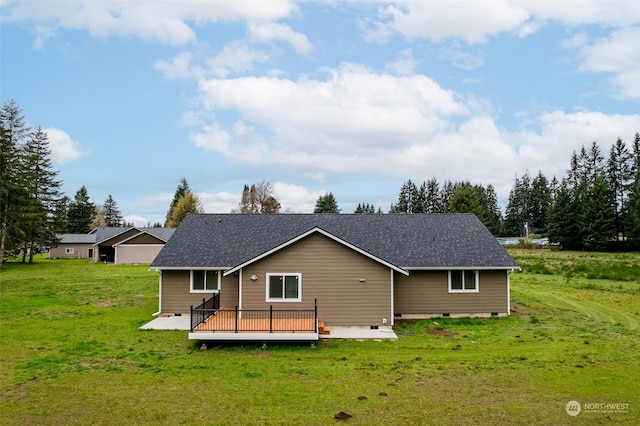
[0,251,638,425]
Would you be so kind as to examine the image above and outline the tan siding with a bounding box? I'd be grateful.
[115,245,163,264]
[123,233,163,244]
[49,244,94,259]
[394,270,509,315]
[240,233,392,326]
[161,270,218,315]
[220,274,239,308]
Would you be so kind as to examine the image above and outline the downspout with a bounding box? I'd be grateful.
[390,269,394,327]
[238,268,243,319]
[507,269,512,315]
[151,269,161,316]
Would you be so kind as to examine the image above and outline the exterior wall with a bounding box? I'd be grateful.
[125,233,163,244]
[94,229,140,262]
[394,270,509,316]
[115,244,163,265]
[240,233,392,326]
[49,244,94,259]
[159,270,234,315]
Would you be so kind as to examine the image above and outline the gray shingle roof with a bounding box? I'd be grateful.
[57,234,96,244]
[150,213,519,270]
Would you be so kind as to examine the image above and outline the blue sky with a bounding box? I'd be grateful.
[2,1,639,226]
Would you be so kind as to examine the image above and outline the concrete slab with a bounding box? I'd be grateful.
[140,317,399,340]
[139,316,190,330]
[322,326,398,340]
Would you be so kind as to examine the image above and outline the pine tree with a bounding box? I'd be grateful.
[51,196,70,234]
[20,127,62,263]
[626,177,640,247]
[607,138,633,242]
[103,195,123,227]
[547,179,582,249]
[314,192,340,213]
[582,175,616,250]
[449,183,484,219]
[424,178,442,213]
[165,178,190,226]
[354,203,376,214]
[237,181,280,214]
[68,186,95,233]
[530,171,551,233]
[0,100,30,267]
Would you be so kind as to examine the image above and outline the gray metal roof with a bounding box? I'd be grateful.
[150,213,519,270]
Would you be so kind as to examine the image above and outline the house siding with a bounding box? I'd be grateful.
[161,270,217,315]
[115,245,164,265]
[220,274,238,308]
[239,233,392,326]
[49,244,93,259]
[394,270,509,316]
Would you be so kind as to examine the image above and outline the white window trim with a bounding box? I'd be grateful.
[65,247,74,254]
[190,270,221,293]
[448,270,479,293]
[266,273,302,302]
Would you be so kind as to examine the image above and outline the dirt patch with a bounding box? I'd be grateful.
[425,329,458,338]
[334,411,352,421]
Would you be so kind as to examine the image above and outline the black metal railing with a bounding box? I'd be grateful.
[190,293,220,331]
[190,298,318,334]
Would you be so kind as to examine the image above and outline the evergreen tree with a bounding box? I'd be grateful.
[448,183,484,219]
[166,192,204,227]
[354,203,376,214]
[424,177,442,213]
[504,173,531,236]
[547,179,582,249]
[20,127,62,263]
[314,192,340,213]
[582,175,616,250]
[165,178,190,226]
[103,195,123,227]
[530,171,551,233]
[0,100,30,267]
[68,186,95,233]
[390,180,418,213]
[607,138,633,242]
[479,184,503,235]
[626,177,640,247]
[51,195,70,234]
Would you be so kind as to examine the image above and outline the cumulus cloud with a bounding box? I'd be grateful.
[45,128,88,165]
[385,48,418,75]
[247,20,313,55]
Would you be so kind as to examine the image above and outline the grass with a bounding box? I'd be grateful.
[1,252,639,425]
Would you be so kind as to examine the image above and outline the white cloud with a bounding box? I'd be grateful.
[248,20,313,55]
[272,182,324,213]
[3,0,298,45]
[365,1,530,44]
[385,48,418,75]
[154,52,202,80]
[199,191,241,213]
[573,26,640,99]
[45,128,88,164]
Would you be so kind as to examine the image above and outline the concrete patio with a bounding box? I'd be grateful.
[140,316,398,340]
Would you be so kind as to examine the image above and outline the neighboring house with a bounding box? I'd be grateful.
[49,234,96,259]
[92,227,175,264]
[149,213,520,341]
[50,227,175,264]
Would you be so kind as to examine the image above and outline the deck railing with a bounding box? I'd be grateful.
[190,298,318,334]
[190,293,220,331]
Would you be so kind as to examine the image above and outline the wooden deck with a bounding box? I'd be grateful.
[189,308,318,340]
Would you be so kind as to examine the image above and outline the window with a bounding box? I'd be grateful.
[266,273,301,302]
[65,248,74,254]
[449,270,478,293]
[190,270,220,292]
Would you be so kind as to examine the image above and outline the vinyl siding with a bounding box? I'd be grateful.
[160,270,217,315]
[49,244,93,259]
[394,270,509,315]
[122,233,164,244]
[115,245,163,264]
[220,274,238,308]
[240,233,392,326]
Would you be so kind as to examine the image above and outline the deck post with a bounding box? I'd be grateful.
[269,305,273,333]
[314,298,318,333]
[235,306,238,333]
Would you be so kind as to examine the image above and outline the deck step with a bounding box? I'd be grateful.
[318,322,331,335]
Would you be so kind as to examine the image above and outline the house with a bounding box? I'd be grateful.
[92,227,175,264]
[149,213,519,341]
[49,233,96,259]
[50,227,175,264]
